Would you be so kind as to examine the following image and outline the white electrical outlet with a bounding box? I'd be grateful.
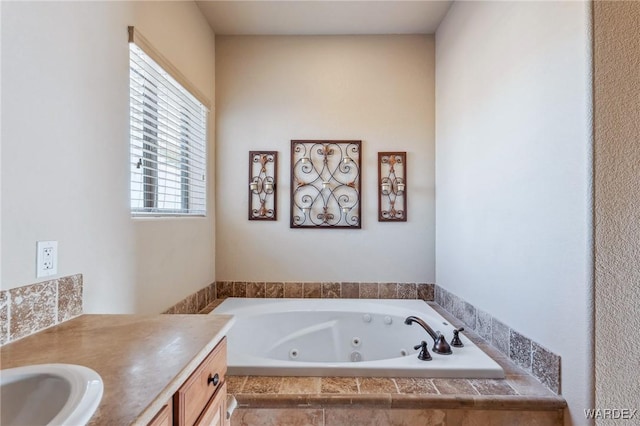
[36,241,58,278]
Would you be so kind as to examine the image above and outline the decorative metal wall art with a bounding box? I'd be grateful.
[290,140,361,229]
[378,152,407,222]
[248,151,277,220]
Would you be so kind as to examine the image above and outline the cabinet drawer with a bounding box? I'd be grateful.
[174,338,227,426]
[194,382,226,426]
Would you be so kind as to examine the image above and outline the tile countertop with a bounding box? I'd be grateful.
[0,314,235,426]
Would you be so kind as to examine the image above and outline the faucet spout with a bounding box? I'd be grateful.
[404,316,439,341]
[404,316,453,355]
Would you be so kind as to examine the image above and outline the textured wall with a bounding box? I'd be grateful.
[594,1,640,421]
[435,2,592,424]
[215,35,435,283]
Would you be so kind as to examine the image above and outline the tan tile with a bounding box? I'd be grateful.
[325,409,392,426]
[321,282,341,298]
[187,293,199,313]
[197,287,209,311]
[57,274,83,322]
[197,304,215,314]
[469,379,517,396]
[505,374,554,397]
[349,393,393,407]
[390,409,447,426]
[279,377,320,394]
[0,290,9,345]
[359,282,379,298]
[303,282,321,298]
[432,379,479,395]
[217,281,233,299]
[532,342,561,394]
[417,283,435,301]
[233,282,247,298]
[379,283,398,299]
[242,376,283,394]
[358,377,398,394]
[341,282,359,298]
[234,394,311,408]
[173,298,189,314]
[284,282,303,298]
[265,282,284,298]
[321,377,359,394]
[247,282,266,298]
[397,283,417,299]
[226,376,247,394]
[208,282,217,302]
[200,299,225,314]
[325,409,448,426]
[394,377,438,394]
[231,408,323,426]
[491,353,529,375]
[391,394,473,410]
[445,409,563,426]
[9,280,57,341]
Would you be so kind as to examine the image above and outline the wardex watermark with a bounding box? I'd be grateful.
[584,409,638,420]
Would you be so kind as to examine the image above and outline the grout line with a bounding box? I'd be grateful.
[391,378,401,394]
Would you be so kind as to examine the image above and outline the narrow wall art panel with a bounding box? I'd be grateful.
[290,140,361,229]
[248,151,277,220]
[378,152,407,222]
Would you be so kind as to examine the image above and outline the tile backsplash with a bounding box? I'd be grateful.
[216,281,435,301]
[163,282,435,315]
[0,274,83,346]
[163,282,217,314]
[434,285,561,394]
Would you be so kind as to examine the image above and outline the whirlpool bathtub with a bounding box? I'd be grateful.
[211,298,504,379]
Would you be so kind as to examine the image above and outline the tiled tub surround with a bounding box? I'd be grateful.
[170,282,559,392]
[163,282,217,314]
[434,285,561,395]
[0,274,83,345]
[164,282,434,315]
[225,306,566,425]
[215,281,435,301]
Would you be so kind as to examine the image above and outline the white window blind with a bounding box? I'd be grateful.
[129,41,207,216]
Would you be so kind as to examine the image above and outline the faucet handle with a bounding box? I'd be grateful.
[451,327,465,347]
[413,341,432,361]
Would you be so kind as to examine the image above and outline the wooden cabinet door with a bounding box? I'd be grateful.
[194,383,227,426]
[174,338,227,426]
[147,404,172,426]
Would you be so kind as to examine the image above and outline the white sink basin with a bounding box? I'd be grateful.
[0,364,103,426]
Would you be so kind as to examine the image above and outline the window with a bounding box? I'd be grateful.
[129,37,208,216]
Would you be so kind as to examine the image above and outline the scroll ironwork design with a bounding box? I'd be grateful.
[378,152,406,222]
[249,151,277,220]
[290,140,361,229]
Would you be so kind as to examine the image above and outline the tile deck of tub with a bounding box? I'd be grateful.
[200,299,566,412]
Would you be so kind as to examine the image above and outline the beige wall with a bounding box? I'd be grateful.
[1,1,216,313]
[435,2,592,424]
[594,1,640,422]
[214,35,435,283]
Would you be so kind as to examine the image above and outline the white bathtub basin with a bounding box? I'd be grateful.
[0,364,103,426]
[212,298,505,379]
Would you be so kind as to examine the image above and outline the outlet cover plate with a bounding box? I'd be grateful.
[36,241,58,278]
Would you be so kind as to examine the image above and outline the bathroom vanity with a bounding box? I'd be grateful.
[0,314,234,425]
